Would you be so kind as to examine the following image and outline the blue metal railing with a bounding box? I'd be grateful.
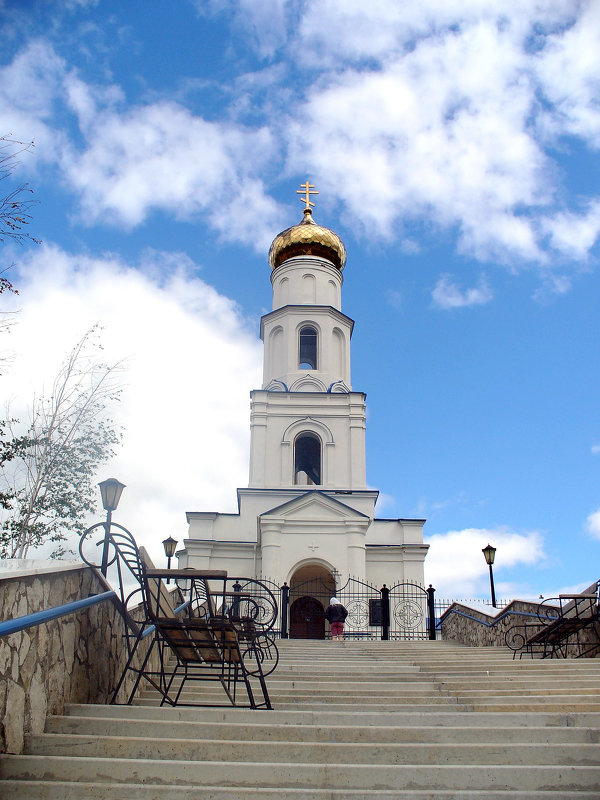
[140,599,191,639]
[0,590,117,637]
[439,606,559,629]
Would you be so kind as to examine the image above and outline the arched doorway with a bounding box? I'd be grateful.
[290,596,325,639]
[288,564,336,640]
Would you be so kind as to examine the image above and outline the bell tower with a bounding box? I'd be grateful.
[249,182,367,491]
[182,181,427,597]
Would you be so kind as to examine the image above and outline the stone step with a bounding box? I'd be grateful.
[46,715,600,744]
[25,732,600,767]
[2,782,599,800]
[135,699,470,713]
[168,679,442,693]
[65,702,600,727]
[448,687,600,697]
[2,755,600,791]
[3,639,600,798]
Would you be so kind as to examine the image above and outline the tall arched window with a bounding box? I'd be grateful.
[294,432,321,485]
[299,326,317,370]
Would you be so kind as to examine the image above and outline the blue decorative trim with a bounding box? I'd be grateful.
[0,590,117,638]
[141,599,191,639]
[265,380,288,392]
[441,606,559,629]
[327,380,349,393]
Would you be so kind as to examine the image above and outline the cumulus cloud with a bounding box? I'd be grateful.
[535,2,600,147]
[431,274,493,309]
[585,510,600,540]
[0,244,262,565]
[424,526,544,597]
[0,41,286,254]
[542,201,600,260]
[4,2,600,288]
[62,101,283,252]
[287,19,550,261]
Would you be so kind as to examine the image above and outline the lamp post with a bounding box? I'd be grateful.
[482,543,497,608]
[98,478,126,577]
[162,536,178,584]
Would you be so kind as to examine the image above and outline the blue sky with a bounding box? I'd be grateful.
[1,0,599,599]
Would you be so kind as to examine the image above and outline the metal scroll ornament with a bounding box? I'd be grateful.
[346,599,369,629]
[393,599,423,630]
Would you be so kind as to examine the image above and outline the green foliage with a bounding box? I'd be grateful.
[0,327,123,559]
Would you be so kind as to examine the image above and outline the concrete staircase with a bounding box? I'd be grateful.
[2,639,600,798]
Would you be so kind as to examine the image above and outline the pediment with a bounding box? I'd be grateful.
[260,490,369,524]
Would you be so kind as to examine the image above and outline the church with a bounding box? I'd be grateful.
[177,182,429,636]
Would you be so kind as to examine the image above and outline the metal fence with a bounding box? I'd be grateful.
[275,577,436,641]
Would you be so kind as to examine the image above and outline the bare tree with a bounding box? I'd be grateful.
[0,326,124,559]
[0,135,39,366]
[0,135,39,249]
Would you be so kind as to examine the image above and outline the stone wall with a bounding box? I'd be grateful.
[0,562,158,754]
[440,600,545,648]
[440,598,600,656]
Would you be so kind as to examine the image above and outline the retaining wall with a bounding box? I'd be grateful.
[0,561,156,754]
[440,597,600,655]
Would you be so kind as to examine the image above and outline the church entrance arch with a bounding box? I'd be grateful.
[288,564,336,640]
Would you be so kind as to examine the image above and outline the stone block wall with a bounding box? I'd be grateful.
[0,562,158,754]
[440,598,600,656]
[440,600,545,648]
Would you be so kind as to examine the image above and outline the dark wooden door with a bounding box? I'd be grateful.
[289,596,325,639]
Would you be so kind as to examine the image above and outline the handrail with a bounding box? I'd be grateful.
[0,590,117,638]
[441,607,559,629]
[140,598,191,639]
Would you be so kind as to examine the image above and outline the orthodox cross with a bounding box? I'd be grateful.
[297,180,318,211]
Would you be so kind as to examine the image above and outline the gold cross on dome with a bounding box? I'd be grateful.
[297,180,318,210]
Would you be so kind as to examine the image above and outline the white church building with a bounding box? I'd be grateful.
[177,183,428,637]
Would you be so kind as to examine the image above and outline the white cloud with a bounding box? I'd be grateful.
[4,3,600,287]
[62,101,284,252]
[0,42,286,253]
[194,0,289,57]
[585,509,600,541]
[287,20,551,262]
[542,201,600,260]
[295,0,574,68]
[535,2,600,147]
[592,444,600,455]
[424,526,544,597]
[0,244,262,566]
[0,40,68,164]
[431,274,493,309]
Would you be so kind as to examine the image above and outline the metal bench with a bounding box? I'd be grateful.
[506,584,600,659]
[79,524,278,708]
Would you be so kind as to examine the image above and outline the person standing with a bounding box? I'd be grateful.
[325,597,348,641]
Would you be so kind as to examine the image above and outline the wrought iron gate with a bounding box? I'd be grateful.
[278,577,435,641]
[388,581,430,640]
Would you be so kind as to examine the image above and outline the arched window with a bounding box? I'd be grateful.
[294,432,321,485]
[299,326,317,370]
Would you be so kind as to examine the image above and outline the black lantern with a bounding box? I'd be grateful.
[162,536,178,582]
[98,478,126,512]
[482,543,497,608]
[97,479,126,576]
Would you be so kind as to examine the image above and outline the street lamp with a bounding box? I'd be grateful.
[482,543,497,608]
[98,478,126,576]
[162,536,178,584]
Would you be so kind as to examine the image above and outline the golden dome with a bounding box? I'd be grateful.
[269,207,347,271]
